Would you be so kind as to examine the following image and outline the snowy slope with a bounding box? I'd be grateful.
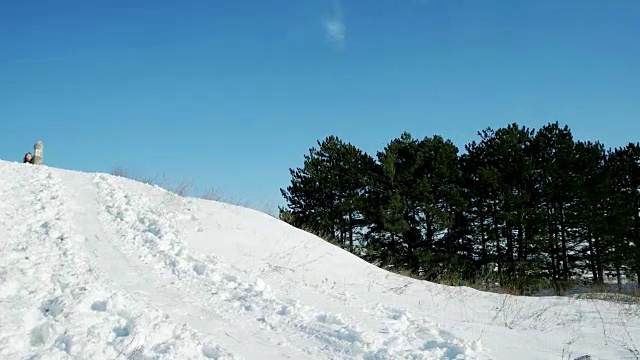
[1,160,638,360]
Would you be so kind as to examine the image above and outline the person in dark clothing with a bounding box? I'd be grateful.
[23,152,33,164]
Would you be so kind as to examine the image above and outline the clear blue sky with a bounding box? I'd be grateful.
[2,0,639,214]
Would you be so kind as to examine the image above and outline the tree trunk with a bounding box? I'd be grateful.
[560,204,569,280]
[596,236,604,283]
[517,221,524,262]
[480,202,487,266]
[493,203,501,275]
[506,222,514,273]
[348,212,354,252]
[634,194,640,287]
[548,204,558,280]
[586,229,599,283]
[426,215,434,252]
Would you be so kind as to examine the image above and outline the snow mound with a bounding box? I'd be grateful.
[0,160,637,359]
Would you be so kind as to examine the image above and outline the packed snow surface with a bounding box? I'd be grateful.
[1,160,638,359]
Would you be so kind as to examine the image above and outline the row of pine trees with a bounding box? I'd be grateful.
[279,122,640,294]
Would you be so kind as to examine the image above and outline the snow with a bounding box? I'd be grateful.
[0,160,638,360]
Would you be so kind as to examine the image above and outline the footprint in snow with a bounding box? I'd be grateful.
[29,323,53,347]
[316,313,345,325]
[40,296,65,318]
[112,318,135,338]
[91,300,108,312]
[54,334,73,354]
[193,263,207,276]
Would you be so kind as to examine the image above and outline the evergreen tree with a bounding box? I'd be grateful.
[360,132,463,276]
[532,122,578,282]
[571,140,609,284]
[279,122,638,291]
[280,135,374,251]
[608,143,640,286]
[460,123,544,291]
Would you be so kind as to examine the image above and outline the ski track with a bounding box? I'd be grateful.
[1,165,241,359]
[89,173,489,359]
[0,163,490,359]
[64,171,300,360]
[1,161,638,359]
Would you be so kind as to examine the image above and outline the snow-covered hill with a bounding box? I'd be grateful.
[1,160,638,359]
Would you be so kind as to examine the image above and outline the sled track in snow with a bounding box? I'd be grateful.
[0,164,490,359]
[1,166,239,359]
[93,173,374,359]
[89,173,488,360]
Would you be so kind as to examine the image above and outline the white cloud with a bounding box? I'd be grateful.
[322,0,346,47]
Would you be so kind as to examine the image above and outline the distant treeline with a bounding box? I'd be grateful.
[278,122,640,294]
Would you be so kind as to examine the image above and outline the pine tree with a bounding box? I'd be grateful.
[608,143,640,286]
[571,140,609,284]
[532,122,579,283]
[280,135,374,251]
[280,123,639,291]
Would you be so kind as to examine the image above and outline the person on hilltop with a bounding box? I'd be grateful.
[22,141,44,165]
[23,152,34,164]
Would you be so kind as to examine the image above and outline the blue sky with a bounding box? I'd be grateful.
[1,0,639,214]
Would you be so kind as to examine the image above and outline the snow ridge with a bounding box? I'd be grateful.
[0,165,236,359]
[2,161,636,360]
[92,173,487,359]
